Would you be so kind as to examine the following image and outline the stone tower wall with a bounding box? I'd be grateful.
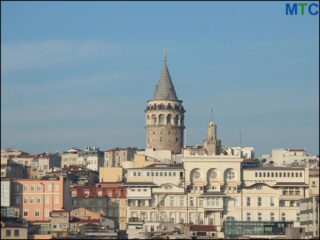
[145,100,185,154]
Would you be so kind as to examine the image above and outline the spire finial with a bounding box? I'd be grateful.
[211,107,214,121]
[164,48,166,62]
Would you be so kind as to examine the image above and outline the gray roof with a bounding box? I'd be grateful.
[153,60,178,100]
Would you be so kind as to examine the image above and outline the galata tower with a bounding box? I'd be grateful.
[145,49,185,154]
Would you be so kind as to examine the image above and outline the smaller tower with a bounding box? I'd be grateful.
[203,111,220,155]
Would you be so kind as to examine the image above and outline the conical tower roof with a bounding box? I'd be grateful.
[153,49,178,100]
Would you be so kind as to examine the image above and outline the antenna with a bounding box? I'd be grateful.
[211,107,214,122]
[239,130,242,148]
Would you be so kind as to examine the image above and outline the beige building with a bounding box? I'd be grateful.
[309,169,319,197]
[145,50,185,154]
[99,167,123,182]
[61,148,80,168]
[104,147,136,167]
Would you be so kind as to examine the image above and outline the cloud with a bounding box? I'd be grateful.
[1,39,122,72]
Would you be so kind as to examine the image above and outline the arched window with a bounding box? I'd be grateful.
[207,169,218,183]
[174,115,179,125]
[151,114,157,125]
[159,114,164,125]
[180,116,184,125]
[167,103,172,110]
[190,168,201,183]
[224,169,235,181]
[167,114,172,125]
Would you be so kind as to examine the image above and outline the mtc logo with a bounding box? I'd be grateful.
[286,2,319,15]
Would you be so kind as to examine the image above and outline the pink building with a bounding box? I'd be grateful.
[12,176,71,221]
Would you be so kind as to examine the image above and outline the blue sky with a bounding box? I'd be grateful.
[1,2,319,155]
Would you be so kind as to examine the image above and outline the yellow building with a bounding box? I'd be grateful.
[99,167,123,182]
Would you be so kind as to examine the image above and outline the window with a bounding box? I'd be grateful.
[133,172,136,176]
[23,210,28,216]
[6,229,11,237]
[297,212,300,222]
[37,197,41,204]
[180,197,184,206]
[151,172,154,176]
[279,172,282,177]
[31,185,35,191]
[257,197,262,207]
[173,172,176,176]
[24,197,28,204]
[35,209,40,217]
[146,172,150,177]
[169,172,172,177]
[190,197,194,206]
[255,172,258,177]
[263,172,266,177]
[15,197,21,205]
[267,172,270,177]
[226,170,235,180]
[246,197,251,207]
[164,172,167,177]
[37,184,41,191]
[271,172,274,177]
[259,172,262,177]
[15,184,20,192]
[295,172,298,177]
[281,213,286,221]
[160,172,163,177]
[275,172,278,177]
[246,213,251,221]
[270,197,275,207]
[23,185,28,191]
[258,212,262,221]
[14,229,19,237]
[291,172,294,177]
[155,172,159,177]
[270,212,275,221]
[283,172,286,177]
[138,172,141,176]
[299,173,302,177]
[30,197,34,204]
[170,197,174,206]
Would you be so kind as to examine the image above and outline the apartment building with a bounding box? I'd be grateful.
[300,196,319,239]
[104,147,136,167]
[11,176,71,221]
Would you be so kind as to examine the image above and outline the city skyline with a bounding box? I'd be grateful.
[1,2,319,155]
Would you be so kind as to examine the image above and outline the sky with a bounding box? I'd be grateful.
[1,1,319,156]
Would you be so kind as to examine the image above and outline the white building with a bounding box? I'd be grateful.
[271,148,308,166]
[300,196,319,239]
[222,146,254,159]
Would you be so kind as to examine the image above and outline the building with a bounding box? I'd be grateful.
[30,153,61,173]
[9,154,37,167]
[104,147,137,167]
[70,182,127,230]
[222,146,255,159]
[11,176,71,221]
[44,165,99,187]
[202,121,221,155]
[50,210,70,238]
[145,50,185,154]
[99,167,123,182]
[1,148,27,165]
[271,148,308,166]
[1,179,11,207]
[1,222,28,240]
[61,148,80,168]
[70,207,101,220]
[309,169,319,197]
[77,146,104,171]
[300,196,319,239]
[1,163,28,179]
